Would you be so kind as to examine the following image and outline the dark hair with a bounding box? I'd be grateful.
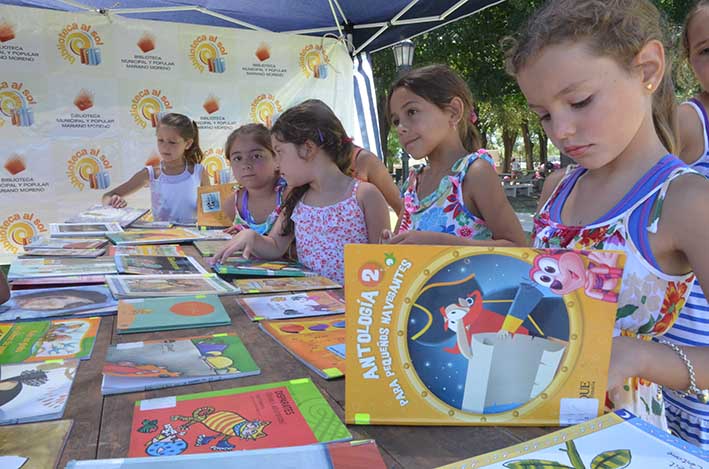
[504,0,678,155]
[158,113,204,165]
[387,64,482,153]
[682,1,709,59]
[224,123,274,160]
[16,288,108,310]
[271,99,353,236]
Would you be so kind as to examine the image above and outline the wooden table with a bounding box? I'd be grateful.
[57,247,553,469]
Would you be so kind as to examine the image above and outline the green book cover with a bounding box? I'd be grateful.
[117,295,231,334]
[0,318,100,363]
[214,258,310,277]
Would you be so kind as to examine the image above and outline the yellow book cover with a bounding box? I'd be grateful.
[345,245,625,426]
[197,183,237,227]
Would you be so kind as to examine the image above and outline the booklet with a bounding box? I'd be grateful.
[193,240,231,257]
[0,318,99,363]
[0,420,74,469]
[107,245,185,256]
[49,222,123,237]
[0,286,117,321]
[65,205,149,227]
[213,258,314,277]
[106,228,213,246]
[23,236,108,250]
[116,295,231,333]
[115,256,207,275]
[237,291,345,321]
[102,333,259,394]
[106,274,238,299]
[20,248,106,258]
[8,258,117,280]
[233,276,341,295]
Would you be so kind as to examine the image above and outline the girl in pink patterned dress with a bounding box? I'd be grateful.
[210,100,389,284]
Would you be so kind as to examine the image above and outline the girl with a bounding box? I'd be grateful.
[210,99,389,284]
[102,113,210,224]
[383,64,526,247]
[221,124,286,235]
[508,0,709,430]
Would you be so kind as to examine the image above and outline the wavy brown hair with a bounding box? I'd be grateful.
[158,113,204,165]
[682,1,709,59]
[224,123,274,160]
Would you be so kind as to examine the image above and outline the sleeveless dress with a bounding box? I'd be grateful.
[146,163,203,224]
[533,155,697,429]
[232,177,286,235]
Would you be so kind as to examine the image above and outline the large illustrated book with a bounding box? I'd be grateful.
[0,318,99,363]
[259,315,346,379]
[344,245,624,426]
[114,255,207,275]
[23,236,108,250]
[102,333,260,394]
[0,419,74,469]
[127,378,351,457]
[233,276,341,295]
[20,248,106,258]
[116,295,231,333]
[237,291,345,321]
[106,274,238,299]
[213,258,314,277]
[8,258,117,280]
[436,410,708,468]
[49,222,123,237]
[9,276,108,291]
[65,205,149,227]
[0,286,117,321]
[107,245,185,256]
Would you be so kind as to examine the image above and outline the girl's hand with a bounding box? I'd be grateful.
[379,229,393,244]
[209,230,258,265]
[607,336,642,398]
[223,225,243,236]
[104,194,127,208]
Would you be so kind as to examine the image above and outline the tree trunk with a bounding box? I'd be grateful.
[480,130,488,150]
[501,126,517,173]
[377,91,391,160]
[538,130,548,164]
[521,120,534,173]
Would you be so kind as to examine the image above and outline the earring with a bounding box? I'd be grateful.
[646,83,653,91]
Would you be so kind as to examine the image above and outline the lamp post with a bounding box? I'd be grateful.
[392,39,415,180]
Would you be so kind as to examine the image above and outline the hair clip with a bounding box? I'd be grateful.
[342,136,353,144]
[469,110,478,125]
[317,128,324,143]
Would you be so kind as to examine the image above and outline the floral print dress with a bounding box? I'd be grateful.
[533,155,697,429]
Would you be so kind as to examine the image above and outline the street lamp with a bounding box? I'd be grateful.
[392,39,415,180]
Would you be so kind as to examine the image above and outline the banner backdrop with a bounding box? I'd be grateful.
[0,5,354,262]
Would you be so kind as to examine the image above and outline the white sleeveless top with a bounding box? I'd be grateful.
[146,163,203,224]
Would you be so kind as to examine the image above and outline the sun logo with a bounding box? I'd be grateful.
[66,148,112,191]
[130,89,173,129]
[189,34,227,73]
[0,212,46,254]
[202,148,228,183]
[299,44,330,79]
[0,83,36,127]
[57,23,103,65]
[250,94,283,128]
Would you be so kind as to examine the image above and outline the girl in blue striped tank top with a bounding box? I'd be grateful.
[508,0,709,432]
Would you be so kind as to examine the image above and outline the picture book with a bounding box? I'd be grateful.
[237,291,345,321]
[115,255,207,275]
[65,205,149,227]
[116,295,231,333]
[107,245,185,256]
[193,240,230,257]
[8,258,117,280]
[259,315,345,379]
[101,333,260,394]
[20,248,106,258]
[10,275,108,290]
[0,286,117,321]
[437,410,708,468]
[197,183,237,227]
[49,222,123,237]
[0,318,99,363]
[23,236,108,250]
[233,276,341,295]
[127,378,351,457]
[128,220,174,229]
[344,245,624,426]
[213,258,314,277]
[67,440,387,468]
[0,359,79,425]
[106,274,238,299]
[0,419,74,469]
[106,228,211,246]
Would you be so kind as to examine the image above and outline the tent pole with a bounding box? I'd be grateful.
[107,6,267,31]
[55,0,95,12]
[326,0,345,38]
[353,0,419,55]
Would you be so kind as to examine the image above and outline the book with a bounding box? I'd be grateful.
[234,276,341,294]
[23,236,108,250]
[49,222,123,237]
[0,286,117,321]
[0,419,74,469]
[10,275,108,290]
[20,248,106,258]
[193,240,230,257]
[237,291,345,321]
[0,318,99,363]
[197,183,237,227]
[65,205,149,227]
[115,256,207,275]
[128,220,174,229]
[107,245,185,256]
[106,228,212,246]
[67,440,387,468]
[0,359,79,425]
[116,295,231,333]
[213,258,315,277]
[106,274,238,299]
[127,378,351,457]
[436,410,708,468]
[259,315,345,379]
[8,258,117,280]
[344,245,624,426]
[101,333,260,394]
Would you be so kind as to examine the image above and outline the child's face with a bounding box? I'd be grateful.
[228,134,278,189]
[271,136,309,187]
[517,42,650,170]
[687,7,709,93]
[156,125,193,163]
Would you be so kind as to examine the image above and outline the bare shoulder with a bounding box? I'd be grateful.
[663,172,709,218]
[355,180,381,200]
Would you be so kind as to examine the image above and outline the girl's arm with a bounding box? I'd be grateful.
[222,189,237,226]
[677,103,704,166]
[356,150,403,214]
[199,167,211,187]
[102,168,150,208]
[210,211,293,263]
[356,181,390,244]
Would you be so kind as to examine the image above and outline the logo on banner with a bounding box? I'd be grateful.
[203,148,230,184]
[255,42,270,62]
[0,212,46,253]
[189,34,227,73]
[4,154,26,175]
[73,89,94,111]
[299,44,330,79]
[250,94,282,128]
[203,94,220,115]
[0,81,36,127]
[66,147,112,191]
[57,23,104,65]
[130,89,173,128]
[0,20,15,43]
[137,32,156,53]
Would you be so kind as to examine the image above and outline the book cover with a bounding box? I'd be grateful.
[115,256,207,275]
[8,258,117,280]
[106,228,209,246]
[214,258,313,277]
[10,275,108,290]
[20,248,106,258]
[259,315,345,379]
[128,220,174,229]
[106,274,238,299]
[197,183,237,227]
[65,205,149,227]
[128,378,351,457]
[193,240,230,257]
[0,318,99,363]
[107,245,185,256]
[0,419,74,469]
[345,245,623,426]
[116,295,231,333]
[234,276,341,295]
[49,222,123,237]
[436,410,708,468]
[0,360,79,425]
[237,291,345,321]
[102,333,260,394]
[0,286,117,321]
[23,236,108,250]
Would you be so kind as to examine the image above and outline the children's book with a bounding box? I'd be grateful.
[49,222,123,237]
[9,275,108,290]
[344,245,624,427]
[101,333,260,394]
[106,274,238,299]
[106,228,212,245]
[65,205,149,227]
[0,359,79,425]
[259,315,345,379]
[197,183,237,227]
[436,410,708,468]
[0,419,74,469]
[234,276,341,294]
[0,285,117,321]
[23,236,108,250]
[128,220,174,229]
[127,378,351,457]
[67,440,387,468]
[115,255,207,275]
[107,245,185,256]
[193,240,230,257]
[116,295,231,333]
[20,248,106,258]
[237,291,345,321]
[214,258,314,277]
[0,318,99,363]
[8,258,117,280]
